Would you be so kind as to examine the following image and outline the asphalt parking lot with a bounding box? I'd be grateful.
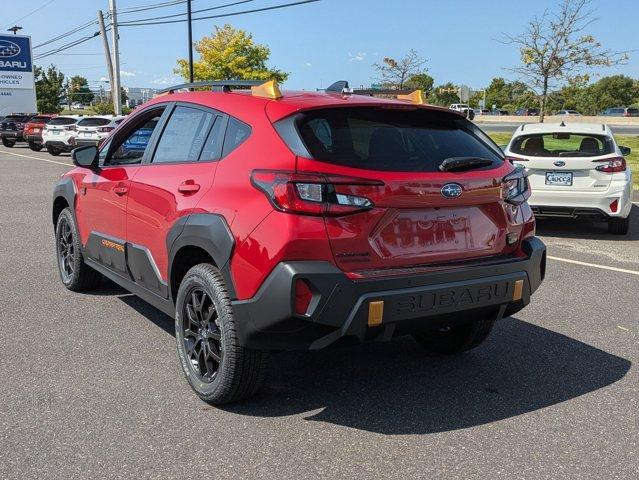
[0,145,637,480]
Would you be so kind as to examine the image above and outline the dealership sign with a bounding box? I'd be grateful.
[0,35,37,114]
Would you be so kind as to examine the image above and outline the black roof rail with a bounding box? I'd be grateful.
[157,80,264,94]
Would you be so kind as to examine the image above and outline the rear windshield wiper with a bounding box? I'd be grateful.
[439,157,494,172]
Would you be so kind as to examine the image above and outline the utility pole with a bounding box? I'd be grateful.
[108,0,122,115]
[97,10,115,107]
[187,0,194,83]
[7,26,22,35]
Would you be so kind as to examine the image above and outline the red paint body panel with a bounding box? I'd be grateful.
[58,89,535,302]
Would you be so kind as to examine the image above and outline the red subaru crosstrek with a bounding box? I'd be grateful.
[52,81,546,404]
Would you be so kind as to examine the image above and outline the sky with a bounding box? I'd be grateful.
[3,0,638,91]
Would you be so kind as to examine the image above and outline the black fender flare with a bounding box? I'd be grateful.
[52,177,77,226]
[167,213,237,300]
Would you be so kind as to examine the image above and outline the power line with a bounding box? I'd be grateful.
[34,31,102,61]
[117,0,320,26]
[117,0,254,23]
[116,0,188,15]
[33,19,98,49]
[3,0,57,30]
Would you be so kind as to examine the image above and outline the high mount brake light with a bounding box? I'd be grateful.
[250,170,382,216]
[594,157,626,173]
[502,165,530,205]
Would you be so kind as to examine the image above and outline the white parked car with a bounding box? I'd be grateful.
[75,116,125,147]
[504,122,633,234]
[42,116,82,156]
[449,103,475,120]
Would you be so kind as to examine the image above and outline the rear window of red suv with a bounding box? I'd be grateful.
[277,107,503,172]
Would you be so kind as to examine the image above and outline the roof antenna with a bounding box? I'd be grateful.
[560,120,566,127]
[326,80,350,94]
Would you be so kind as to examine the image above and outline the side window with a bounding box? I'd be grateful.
[199,115,224,161]
[222,117,251,157]
[152,106,214,163]
[106,108,165,165]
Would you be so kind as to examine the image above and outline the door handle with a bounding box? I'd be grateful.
[113,185,128,196]
[178,180,200,194]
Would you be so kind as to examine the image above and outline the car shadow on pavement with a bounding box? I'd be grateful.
[94,283,631,436]
[535,204,638,241]
[221,318,630,435]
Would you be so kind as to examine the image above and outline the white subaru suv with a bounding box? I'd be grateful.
[75,115,125,147]
[42,116,82,156]
[504,122,633,234]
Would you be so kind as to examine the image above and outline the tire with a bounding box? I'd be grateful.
[2,138,15,147]
[47,145,61,156]
[412,316,495,355]
[175,263,268,404]
[28,141,42,152]
[608,217,629,235]
[55,208,102,291]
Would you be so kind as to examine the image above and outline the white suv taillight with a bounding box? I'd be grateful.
[594,157,626,173]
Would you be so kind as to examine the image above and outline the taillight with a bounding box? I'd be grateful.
[98,126,114,133]
[65,125,77,131]
[594,157,626,173]
[251,170,381,216]
[502,165,530,205]
[294,279,313,315]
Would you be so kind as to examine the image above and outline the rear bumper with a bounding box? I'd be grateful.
[44,140,75,151]
[232,237,547,351]
[529,178,633,219]
[1,131,22,140]
[75,138,101,147]
[25,134,43,142]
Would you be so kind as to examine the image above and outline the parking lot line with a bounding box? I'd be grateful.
[0,149,72,167]
[548,255,639,276]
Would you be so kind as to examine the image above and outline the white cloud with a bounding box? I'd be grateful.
[151,76,180,85]
[98,76,109,82]
[349,52,367,62]
[304,62,312,67]
[120,70,136,77]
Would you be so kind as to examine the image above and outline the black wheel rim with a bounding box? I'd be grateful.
[181,288,222,383]
[57,217,74,282]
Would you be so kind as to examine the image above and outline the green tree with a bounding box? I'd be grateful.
[405,73,434,95]
[175,24,288,82]
[35,65,65,113]
[373,49,428,90]
[67,75,94,105]
[501,0,629,121]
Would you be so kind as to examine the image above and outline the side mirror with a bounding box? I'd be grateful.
[72,145,99,169]
[619,146,631,156]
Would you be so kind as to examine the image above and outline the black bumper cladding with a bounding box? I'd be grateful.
[232,237,546,351]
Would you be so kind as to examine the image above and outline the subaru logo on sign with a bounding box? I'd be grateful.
[0,40,20,58]
[553,160,566,167]
[441,183,463,199]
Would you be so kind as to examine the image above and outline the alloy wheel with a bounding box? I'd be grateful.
[57,217,75,282]
[181,288,223,382]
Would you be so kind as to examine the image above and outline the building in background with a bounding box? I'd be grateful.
[124,87,157,107]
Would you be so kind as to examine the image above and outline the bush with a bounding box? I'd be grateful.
[91,102,114,115]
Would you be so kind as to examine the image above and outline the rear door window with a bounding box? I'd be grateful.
[281,107,503,172]
[152,106,215,163]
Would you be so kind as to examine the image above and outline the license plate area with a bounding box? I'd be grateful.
[545,171,573,186]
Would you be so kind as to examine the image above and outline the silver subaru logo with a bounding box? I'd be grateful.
[441,183,463,199]
[553,160,566,167]
[0,40,20,58]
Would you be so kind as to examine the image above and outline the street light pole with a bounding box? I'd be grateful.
[187,0,194,84]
